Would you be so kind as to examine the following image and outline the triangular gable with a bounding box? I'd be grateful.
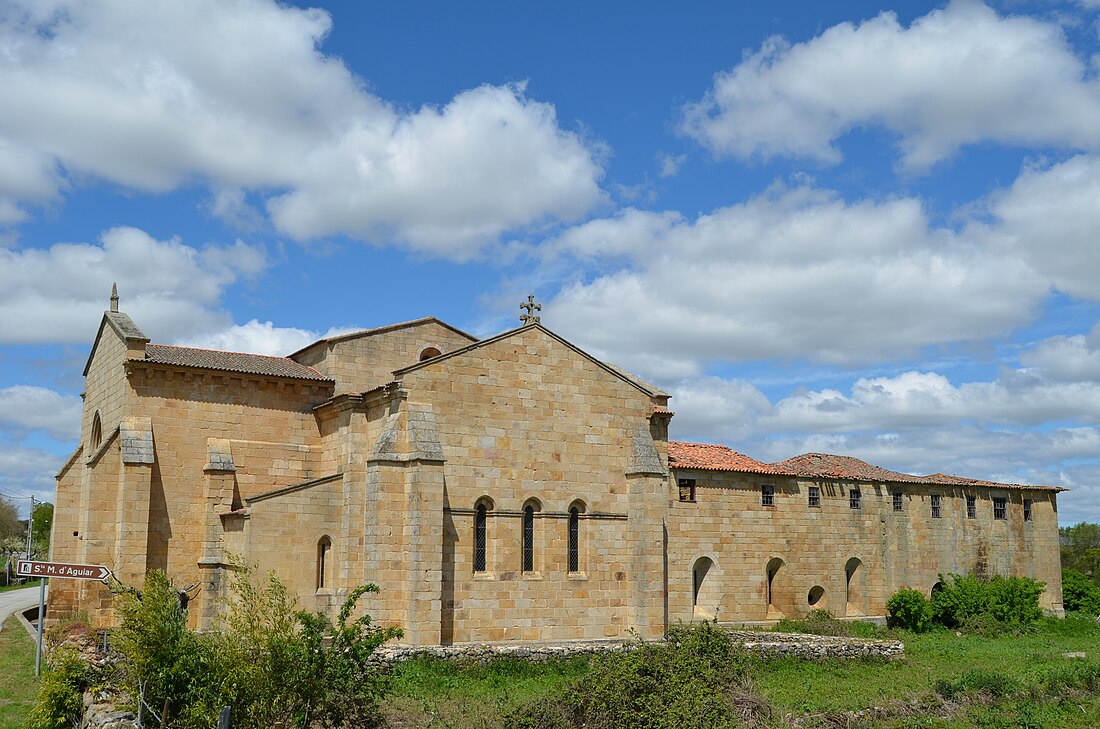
[392,323,664,399]
[82,311,149,376]
[288,316,477,361]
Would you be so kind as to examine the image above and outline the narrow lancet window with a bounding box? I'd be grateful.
[317,536,332,590]
[522,504,535,572]
[474,503,487,572]
[568,506,580,573]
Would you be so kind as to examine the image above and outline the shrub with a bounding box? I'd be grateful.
[886,588,932,632]
[26,647,99,729]
[111,567,399,728]
[1062,569,1100,615]
[929,573,1044,629]
[930,573,989,627]
[985,575,1044,624]
[506,623,770,728]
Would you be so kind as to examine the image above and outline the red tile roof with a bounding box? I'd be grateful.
[770,452,922,483]
[667,443,1065,492]
[921,473,1066,492]
[668,441,784,474]
[144,344,333,382]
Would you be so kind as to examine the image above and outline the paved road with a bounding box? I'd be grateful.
[0,584,47,632]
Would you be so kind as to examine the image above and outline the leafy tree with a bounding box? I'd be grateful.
[0,495,20,539]
[32,502,54,551]
[1061,522,1100,586]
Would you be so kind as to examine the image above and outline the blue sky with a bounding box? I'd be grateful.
[1,0,1100,526]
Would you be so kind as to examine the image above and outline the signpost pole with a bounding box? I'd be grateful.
[35,577,45,676]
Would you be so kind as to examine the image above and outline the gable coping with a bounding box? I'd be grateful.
[82,310,150,376]
[390,323,664,399]
[287,316,478,360]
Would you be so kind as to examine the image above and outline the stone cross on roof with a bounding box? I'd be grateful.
[519,295,541,325]
[110,283,119,312]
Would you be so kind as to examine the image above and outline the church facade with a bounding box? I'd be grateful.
[50,294,1065,644]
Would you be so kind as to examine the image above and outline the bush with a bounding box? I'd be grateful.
[506,623,770,728]
[111,567,400,728]
[985,575,1044,624]
[930,573,1044,629]
[886,588,932,632]
[1062,569,1100,615]
[26,647,99,729]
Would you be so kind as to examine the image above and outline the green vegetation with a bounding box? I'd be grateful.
[27,564,401,729]
[886,588,933,632]
[774,609,881,638]
[0,580,41,594]
[0,617,37,729]
[1064,568,1100,614]
[1061,521,1100,586]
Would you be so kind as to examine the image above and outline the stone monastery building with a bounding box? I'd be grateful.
[50,291,1065,644]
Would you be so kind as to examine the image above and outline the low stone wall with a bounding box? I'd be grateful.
[373,630,904,666]
[725,630,905,660]
[77,631,904,727]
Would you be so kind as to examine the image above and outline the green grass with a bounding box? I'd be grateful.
[0,580,41,594]
[380,617,1100,727]
[383,656,590,727]
[753,616,1100,714]
[0,616,38,729]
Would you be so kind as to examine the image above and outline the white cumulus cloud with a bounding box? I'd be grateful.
[0,0,605,257]
[0,226,265,344]
[682,1,1100,171]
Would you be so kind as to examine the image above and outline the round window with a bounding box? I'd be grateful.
[807,585,825,606]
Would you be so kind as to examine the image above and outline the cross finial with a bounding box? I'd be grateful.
[519,294,541,325]
[110,283,119,312]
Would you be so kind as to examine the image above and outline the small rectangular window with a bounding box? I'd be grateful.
[1023,499,1032,522]
[761,484,775,507]
[849,488,862,510]
[678,478,696,503]
[892,492,903,511]
[931,494,941,519]
[966,494,976,519]
[993,497,1007,520]
[808,486,820,508]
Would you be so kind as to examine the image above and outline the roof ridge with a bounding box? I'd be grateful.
[151,342,302,361]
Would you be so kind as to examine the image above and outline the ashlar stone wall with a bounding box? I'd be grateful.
[667,470,1063,625]
[392,325,668,645]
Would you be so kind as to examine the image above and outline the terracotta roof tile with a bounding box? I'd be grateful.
[921,473,1067,492]
[770,452,921,483]
[668,441,784,475]
[144,344,333,382]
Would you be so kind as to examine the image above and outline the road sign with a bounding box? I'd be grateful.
[16,560,113,583]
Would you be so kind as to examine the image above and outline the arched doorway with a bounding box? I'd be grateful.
[766,557,785,619]
[845,557,864,616]
[692,556,717,620]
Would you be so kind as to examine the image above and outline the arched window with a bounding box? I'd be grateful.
[317,536,332,590]
[474,503,488,573]
[90,411,102,450]
[419,346,442,361]
[568,506,580,573]
[522,504,535,573]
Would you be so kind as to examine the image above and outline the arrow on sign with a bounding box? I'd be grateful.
[16,560,114,584]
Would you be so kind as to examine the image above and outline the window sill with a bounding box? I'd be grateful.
[521,572,544,581]
[567,572,588,581]
[315,588,334,596]
[473,572,496,581]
